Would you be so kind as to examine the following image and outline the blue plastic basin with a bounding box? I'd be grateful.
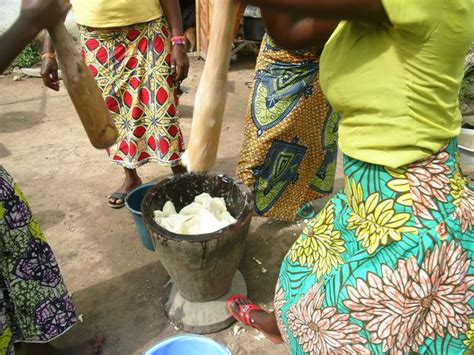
[144,335,231,355]
[125,183,156,251]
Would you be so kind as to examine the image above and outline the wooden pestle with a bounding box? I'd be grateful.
[184,0,241,172]
[48,23,118,149]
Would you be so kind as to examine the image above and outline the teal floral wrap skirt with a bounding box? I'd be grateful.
[276,139,473,354]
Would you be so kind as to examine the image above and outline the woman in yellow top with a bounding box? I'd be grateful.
[42,0,189,208]
[227,0,474,353]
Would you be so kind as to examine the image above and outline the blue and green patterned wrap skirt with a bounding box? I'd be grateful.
[0,166,76,354]
[276,139,474,354]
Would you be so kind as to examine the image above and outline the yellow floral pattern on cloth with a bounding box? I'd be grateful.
[465,318,474,353]
[289,202,345,276]
[450,170,467,204]
[345,177,417,254]
[385,168,413,206]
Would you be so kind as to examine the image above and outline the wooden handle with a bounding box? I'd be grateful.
[184,0,240,172]
[48,23,118,149]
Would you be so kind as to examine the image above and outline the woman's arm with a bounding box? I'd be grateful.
[261,8,338,50]
[41,31,60,91]
[0,0,70,73]
[41,0,70,91]
[246,0,388,22]
[0,18,41,73]
[160,0,189,82]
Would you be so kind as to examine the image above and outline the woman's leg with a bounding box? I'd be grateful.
[19,337,105,355]
[171,164,186,175]
[108,168,142,206]
[228,297,283,344]
[109,163,184,206]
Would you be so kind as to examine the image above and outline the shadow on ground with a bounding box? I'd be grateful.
[54,216,297,355]
[53,261,170,354]
[0,111,45,133]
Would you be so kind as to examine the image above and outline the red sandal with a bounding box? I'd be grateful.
[227,294,264,329]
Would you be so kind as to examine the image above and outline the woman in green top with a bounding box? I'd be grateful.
[227,0,474,353]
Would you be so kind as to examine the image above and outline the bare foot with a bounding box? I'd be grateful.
[228,297,283,344]
[108,168,142,207]
[21,336,106,355]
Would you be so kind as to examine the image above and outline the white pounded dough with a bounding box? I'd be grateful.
[154,193,237,235]
[162,201,177,216]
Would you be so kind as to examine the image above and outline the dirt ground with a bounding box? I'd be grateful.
[1,55,343,355]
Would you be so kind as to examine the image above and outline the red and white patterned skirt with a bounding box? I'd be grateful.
[80,18,184,169]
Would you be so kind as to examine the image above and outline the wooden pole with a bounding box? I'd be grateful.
[48,23,118,149]
[184,0,240,172]
[195,0,201,56]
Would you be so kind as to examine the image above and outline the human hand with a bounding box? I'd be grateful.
[171,45,189,82]
[41,57,60,91]
[20,0,71,32]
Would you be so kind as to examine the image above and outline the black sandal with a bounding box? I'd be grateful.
[108,192,127,209]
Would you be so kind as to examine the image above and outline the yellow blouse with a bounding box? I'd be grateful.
[71,0,163,28]
[320,0,474,168]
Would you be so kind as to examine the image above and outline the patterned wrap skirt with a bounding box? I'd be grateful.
[276,139,474,354]
[0,167,76,354]
[237,35,339,222]
[80,18,184,169]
